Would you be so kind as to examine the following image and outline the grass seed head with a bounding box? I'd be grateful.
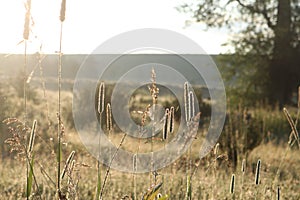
[106,103,112,132]
[255,159,261,185]
[188,91,195,121]
[60,0,66,22]
[98,82,105,114]
[23,0,31,40]
[241,158,246,174]
[184,82,189,123]
[169,106,175,134]
[163,108,169,140]
[230,174,235,194]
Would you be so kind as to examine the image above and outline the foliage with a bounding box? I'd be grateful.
[179,0,300,105]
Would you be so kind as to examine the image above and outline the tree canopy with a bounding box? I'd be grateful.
[179,0,300,106]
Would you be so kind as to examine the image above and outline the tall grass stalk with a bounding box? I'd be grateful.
[23,1,31,199]
[149,68,159,185]
[27,120,39,199]
[57,0,66,197]
[96,82,105,200]
[273,101,300,193]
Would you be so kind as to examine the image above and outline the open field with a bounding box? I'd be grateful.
[1,74,300,199]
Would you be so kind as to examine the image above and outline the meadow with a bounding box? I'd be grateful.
[0,1,299,199]
[0,68,299,199]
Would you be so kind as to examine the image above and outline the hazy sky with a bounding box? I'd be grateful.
[0,0,231,54]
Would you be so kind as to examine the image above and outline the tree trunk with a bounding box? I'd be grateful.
[269,0,293,106]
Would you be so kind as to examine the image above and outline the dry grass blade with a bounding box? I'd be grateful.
[283,107,300,148]
[28,120,37,153]
[61,151,75,180]
[214,143,220,156]
[39,164,56,188]
[141,182,163,200]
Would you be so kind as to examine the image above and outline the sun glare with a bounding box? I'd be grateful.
[0,0,230,54]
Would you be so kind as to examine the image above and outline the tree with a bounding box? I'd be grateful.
[179,0,300,106]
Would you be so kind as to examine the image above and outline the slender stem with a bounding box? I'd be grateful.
[100,133,127,199]
[24,40,27,126]
[24,40,29,200]
[57,21,63,196]
[25,151,42,200]
[96,115,102,200]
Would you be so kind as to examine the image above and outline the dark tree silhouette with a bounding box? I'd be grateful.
[179,0,300,105]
